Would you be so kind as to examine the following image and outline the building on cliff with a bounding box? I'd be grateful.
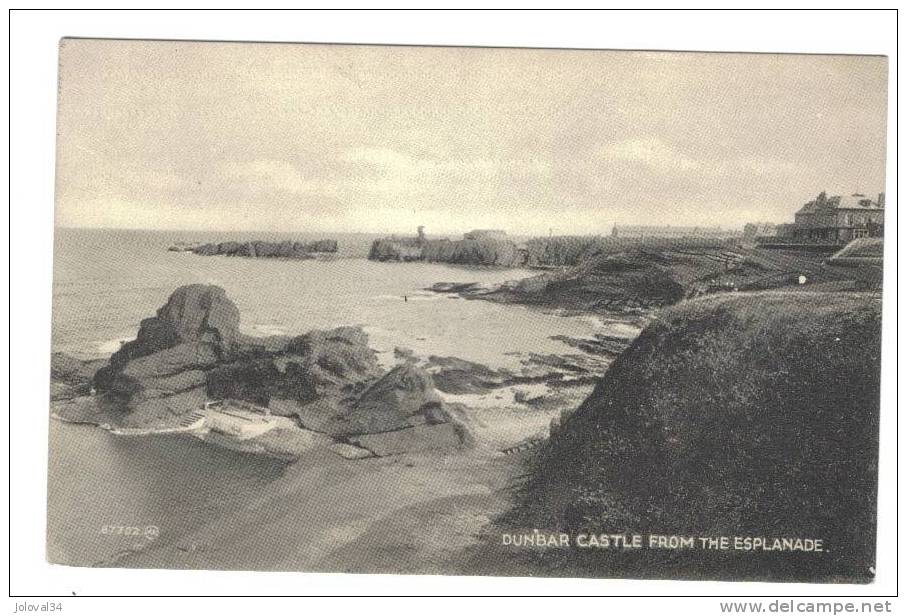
[792,192,885,243]
[757,191,885,247]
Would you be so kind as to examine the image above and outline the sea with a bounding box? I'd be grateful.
[48,227,625,566]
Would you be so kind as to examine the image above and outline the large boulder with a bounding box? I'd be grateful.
[425,355,513,394]
[338,363,449,435]
[341,364,472,453]
[205,326,383,429]
[283,326,382,399]
[270,360,471,452]
[92,285,240,425]
[101,284,239,369]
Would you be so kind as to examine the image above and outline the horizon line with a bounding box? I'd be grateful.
[53,222,756,237]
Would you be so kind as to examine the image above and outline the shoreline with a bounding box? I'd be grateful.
[113,447,524,573]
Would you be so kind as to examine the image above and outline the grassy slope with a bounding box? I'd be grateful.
[471,246,881,314]
[506,291,881,582]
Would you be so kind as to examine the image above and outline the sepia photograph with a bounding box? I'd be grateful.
[45,37,887,585]
[7,9,899,608]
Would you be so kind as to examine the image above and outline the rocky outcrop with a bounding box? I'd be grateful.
[340,363,450,435]
[92,284,241,427]
[76,284,468,454]
[343,364,469,454]
[368,238,424,262]
[206,326,384,425]
[50,353,107,401]
[285,327,382,397]
[106,284,240,365]
[433,243,884,315]
[268,361,468,450]
[442,250,689,312]
[424,356,512,394]
[368,231,526,267]
[431,248,758,313]
[190,239,337,259]
[421,350,627,397]
[421,237,523,267]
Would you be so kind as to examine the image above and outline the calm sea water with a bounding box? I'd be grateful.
[48,227,615,566]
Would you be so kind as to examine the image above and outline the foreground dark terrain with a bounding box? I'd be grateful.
[499,291,881,582]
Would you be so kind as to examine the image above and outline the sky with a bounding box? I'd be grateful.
[55,39,889,235]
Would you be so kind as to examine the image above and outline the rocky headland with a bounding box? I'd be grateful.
[51,284,470,460]
[368,231,746,269]
[368,229,525,267]
[170,239,338,259]
[429,244,884,315]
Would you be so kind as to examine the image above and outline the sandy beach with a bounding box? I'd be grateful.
[119,448,524,574]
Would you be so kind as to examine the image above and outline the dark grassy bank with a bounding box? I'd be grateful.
[502,291,881,582]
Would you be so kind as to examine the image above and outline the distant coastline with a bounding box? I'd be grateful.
[169,239,338,259]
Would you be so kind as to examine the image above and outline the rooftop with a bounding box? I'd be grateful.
[797,192,884,215]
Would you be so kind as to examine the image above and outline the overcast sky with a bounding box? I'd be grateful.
[55,40,888,235]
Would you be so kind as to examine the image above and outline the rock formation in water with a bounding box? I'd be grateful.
[50,352,107,401]
[92,284,241,426]
[345,363,450,434]
[187,239,338,259]
[207,325,384,427]
[368,229,526,267]
[68,284,469,455]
